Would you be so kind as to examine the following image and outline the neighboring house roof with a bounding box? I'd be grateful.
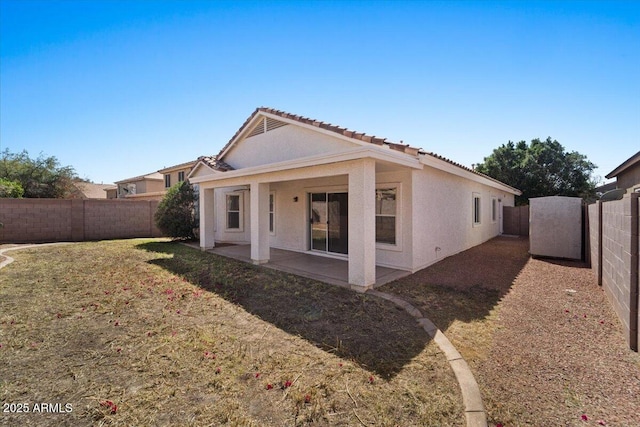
[594,181,617,195]
[209,107,520,195]
[605,150,640,179]
[70,182,116,199]
[158,160,198,174]
[114,172,163,184]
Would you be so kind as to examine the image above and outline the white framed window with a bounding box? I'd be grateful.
[491,197,497,223]
[178,171,185,182]
[269,192,275,235]
[164,174,171,188]
[473,193,481,226]
[375,187,397,245]
[226,193,243,231]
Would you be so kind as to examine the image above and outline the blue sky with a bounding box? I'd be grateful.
[1,0,638,185]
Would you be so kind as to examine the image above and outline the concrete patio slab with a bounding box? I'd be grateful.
[206,244,410,288]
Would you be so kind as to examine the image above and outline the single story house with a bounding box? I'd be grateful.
[189,107,521,290]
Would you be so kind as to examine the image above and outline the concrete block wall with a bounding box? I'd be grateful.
[588,202,600,283]
[84,200,162,240]
[589,193,639,351]
[0,199,163,243]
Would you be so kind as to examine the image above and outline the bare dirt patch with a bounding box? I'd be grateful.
[383,236,640,426]
[0,239,463,426]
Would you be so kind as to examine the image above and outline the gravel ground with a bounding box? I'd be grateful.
[479,250,640,426]
[384,236,640,427]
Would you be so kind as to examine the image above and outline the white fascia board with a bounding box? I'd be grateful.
[189,147,421,185]
[420,155,522,195]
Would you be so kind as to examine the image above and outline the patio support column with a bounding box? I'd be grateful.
[348,158,376,290]
[250,181,270,264]
[200,187,215,250]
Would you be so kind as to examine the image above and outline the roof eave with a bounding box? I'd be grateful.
[605,150,640,179]
[420,153,522,195]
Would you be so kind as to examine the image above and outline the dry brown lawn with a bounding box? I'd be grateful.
[0,240,463,426]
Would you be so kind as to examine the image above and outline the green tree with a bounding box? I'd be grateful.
[476,137,597,205]
[0,178,25,198]
[154,181,197,239]
[0,149,78,198]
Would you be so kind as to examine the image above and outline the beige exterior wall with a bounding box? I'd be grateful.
[0,199,163,243]
[617,166,640,192]
[410,167,513,271]
[141,179,165,194]
[224,124,358,169]
[161,166,192,189]
[413,168,514,271]
[206,162,513,273]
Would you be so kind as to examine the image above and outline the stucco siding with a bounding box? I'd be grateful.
[213,186,251,243]
[208,171,416,270]
[618,167,640,192]
[224,125,359,169]
[269,175,349,252]
[374,170,414,271]
[411,166,512,271]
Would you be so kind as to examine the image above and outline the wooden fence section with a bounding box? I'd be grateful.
[503,205,529,236]
[0,198,163,243]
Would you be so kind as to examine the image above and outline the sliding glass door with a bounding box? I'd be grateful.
[309,192,348,254]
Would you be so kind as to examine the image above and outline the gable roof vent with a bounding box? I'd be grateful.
[266,117,288,132]
[246,117,289,139]
[246,120,265,138]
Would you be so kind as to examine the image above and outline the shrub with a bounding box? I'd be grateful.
[154,181,196,239]
[0,178,25,198]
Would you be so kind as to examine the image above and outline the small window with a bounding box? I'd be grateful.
[473,193,481,226]
[164,174,171,188]
[178,171,185,182]
[269,192,275,234]
[376,188,396,245]
[226,194,242,230]
[491,197,497,223]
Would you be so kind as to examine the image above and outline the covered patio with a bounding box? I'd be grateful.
[206,244,410,289]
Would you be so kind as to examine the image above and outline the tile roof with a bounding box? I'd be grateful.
[220,107,422,158]
[71,182,116,199]
[218,107,518,192]
[114,172,163,184]
[158,159,198,173]
[197,155,234,172]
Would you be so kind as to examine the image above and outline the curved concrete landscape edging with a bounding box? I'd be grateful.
[367,289,488,427]
[0,244,487,426]
[0,243,71,270]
